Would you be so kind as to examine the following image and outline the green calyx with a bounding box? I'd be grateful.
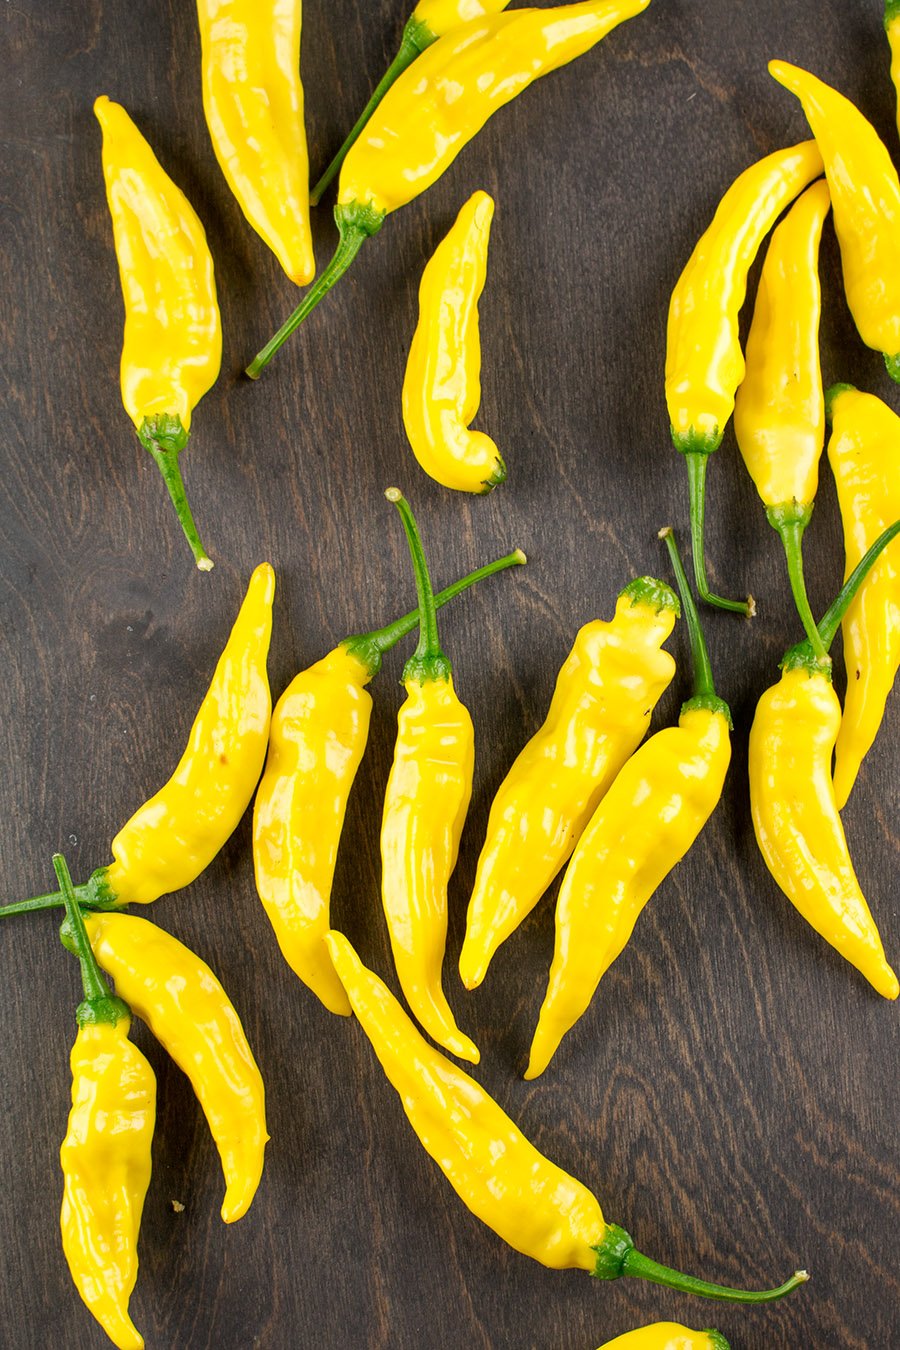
[246,201,386,377]
[342,548,526,679]
[670,425,723,458]
[766,501,826,661]
[591,1223,809,1303]
[619,575,681,617]
[824,382,855,425]
[683,450,753,616]
[480,456,507,493]
[681,693,733,728]
[386,488,452,685]
[887,0,900,28]
[54,853,128,1029]
[0,865,118,919]
[138,414,213,572]
[704,1332,731,1350]
[659,527,732,724]
[885,351,900,383]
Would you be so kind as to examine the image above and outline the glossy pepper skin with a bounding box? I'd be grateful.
[309,0,512,206]
[84,910,269,1221]
[597,1327,729,1350]
[887,0,900,138]
[527,530,731,1079]
[95,95,222,570]
[248,0,651,374]
[253,550,525,1017]
[666,139,824,613]
[826,385,900,808]
[749,524,900,1001]
[55,855,155,1350]
[403,191,505,494]
[733,179,831,658]
[770,60,900,382]
[197,0,314,285]
[459,577,679,991]
[380,490,479,1062]
[327,930,809,1303]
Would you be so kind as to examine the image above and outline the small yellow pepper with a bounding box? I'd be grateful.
[402,191,505,494]
[197,0,315,285]
[770,60,900,382]
[459,576,679,991]
[733,179,831,657]
[749,525,900,1001]
[84,910,269,1222]
[249,0,651,374]
[95,95,222,569]
[596,1326,729,1350]
[253,550,524,1016]
[380,490,479,1062]
[666,139,823,612]
[56,855,154,1350]
[326,929,809,1302]
[887,1,900,137]
[826,384,900,809]
[527,530,731,1079]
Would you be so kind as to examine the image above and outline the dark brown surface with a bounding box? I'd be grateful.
[1,1,898,1346]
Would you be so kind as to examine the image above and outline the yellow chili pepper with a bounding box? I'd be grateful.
[248,0,651,374]
[310,0,513,206]
[326,929,809,1303]
[770,60,900,382]
[4,565,275,919]
[596,1326,729,1350]
[83,910,269,1222]
[55,855,154,1350]
[380,490,478,1061]
[666,139,823,613]
[733,179,831,659]
[402,190,505,494]
[253,549,525,1016]
[526,529,731,1079]
[197,0,315,285]
[459,576,679,991]
[95,95,222,570]
[749,524,900,1001]
[825,384,900,808]
[887,1,900,137]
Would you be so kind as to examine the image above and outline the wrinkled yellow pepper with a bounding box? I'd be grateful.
[596,1325,729,1350]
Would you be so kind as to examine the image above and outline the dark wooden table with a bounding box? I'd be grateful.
[1,1,897,1346]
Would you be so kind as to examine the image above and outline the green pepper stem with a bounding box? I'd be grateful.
[818,519,900,651]
[246,202,385,377]
[0,865,117,920]
[385,488,450,684]
[704,1334,731,1350]
[309,19,431,206]
[659,526,729,722]
[685,452,753,615]
[139,420,213,571]
[54,854,128,1028]
[343,548,526,678]
[767,504,827,661]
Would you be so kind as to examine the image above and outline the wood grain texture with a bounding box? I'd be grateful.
[1,1,898,1346]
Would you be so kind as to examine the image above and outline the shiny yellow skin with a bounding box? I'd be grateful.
[889,10,900,140]
[95,95,222,434]
[197,0,314,285]
[597,1326,725,1350]
[415,0,511,36]
[733,179,830,509]
[253,644,374,1017]
[828,387,900,808]
[381,674,479,1062]
[527,706,731,1079]
[403,190,505,493]
[60,1019,155,1350]
[86,911,269,1222]
[326,930,607,1270]
[459,591,677,990]
[749,667,899,1000]
[106,563,274,906]
[338,0,651,217]
[770,61,900,368]
[666,141,823,452]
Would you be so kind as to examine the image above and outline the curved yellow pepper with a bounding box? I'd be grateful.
[326,929,808,1302]
[826,385,900,809]
[249,0,651,373]
[770,60,900,381]
[887,1,900,138]
[733,178,831,657]
[459,577,679,991]
[86,910,269,1222]
[597,1326,729,1350]
[402,190,506,494]
[666,138,823,613]
[95,95,222,570]
[381,491,478,1062]
[197,0,314,286]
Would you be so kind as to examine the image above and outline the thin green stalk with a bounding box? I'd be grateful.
[686,452,753,615]
[139,416,213,571]
[659,525,730,723]
[767,503,827,661]
[54,853,128,1027]
[385,488,450,683]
